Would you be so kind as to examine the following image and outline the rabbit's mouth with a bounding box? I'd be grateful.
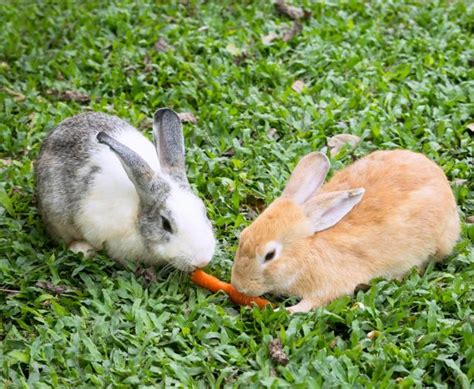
[168,256,196,273]
[232,278,266,297]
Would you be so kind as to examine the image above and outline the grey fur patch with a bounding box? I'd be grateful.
[35,112,139,243]
[82,165,100,192]
[139,186,173,250]
[153,108,189,185]
[97,131,154,195]
[36,111,192,267]
[149,179,171,199]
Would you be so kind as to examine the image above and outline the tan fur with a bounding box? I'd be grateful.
[231,150,460,313]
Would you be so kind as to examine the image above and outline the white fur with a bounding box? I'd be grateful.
[74,128,216,269]
[76,129,160,263]
[160,181,216,268]
[69,241,95,258]
[287,299,313,313]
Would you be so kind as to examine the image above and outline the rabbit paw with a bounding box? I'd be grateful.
[287,299,316,314]
[69,241,95,258]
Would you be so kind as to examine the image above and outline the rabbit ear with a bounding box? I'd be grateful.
[281,152,330,204]
[303,188,365,233]
[97,132,154,196]
[153,108,188,184]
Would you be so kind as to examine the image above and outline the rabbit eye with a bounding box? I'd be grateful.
[161,216,172,233]
[264,249,276,262]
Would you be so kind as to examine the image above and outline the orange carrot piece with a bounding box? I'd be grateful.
[191,269,272,309]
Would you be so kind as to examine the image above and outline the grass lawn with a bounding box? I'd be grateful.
[1,0,473,387]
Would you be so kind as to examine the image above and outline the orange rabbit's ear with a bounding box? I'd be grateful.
[303,188,365,232]
[281,152,330,204]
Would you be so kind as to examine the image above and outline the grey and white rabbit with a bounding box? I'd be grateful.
[36,108,216,271]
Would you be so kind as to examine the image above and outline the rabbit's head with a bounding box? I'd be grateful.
[231,152,364,296]
[97,108,215,271]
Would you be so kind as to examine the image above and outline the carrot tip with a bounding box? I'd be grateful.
[190,269,273,309]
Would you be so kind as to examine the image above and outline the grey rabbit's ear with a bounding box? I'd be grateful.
[97,132,154,197]
[153,108,188,184]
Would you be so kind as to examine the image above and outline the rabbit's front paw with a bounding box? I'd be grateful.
[287,299,318,314]
[69,241,95,258]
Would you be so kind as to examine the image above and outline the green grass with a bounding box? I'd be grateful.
[1,0,473,387]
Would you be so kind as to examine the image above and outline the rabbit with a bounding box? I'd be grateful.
[35,108,216,272]
[231,150,460,313]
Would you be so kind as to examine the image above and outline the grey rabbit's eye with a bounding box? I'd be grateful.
[161,216,172,233]
[264,249,276,262]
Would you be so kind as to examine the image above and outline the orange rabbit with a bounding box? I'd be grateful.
[231,150,460,313]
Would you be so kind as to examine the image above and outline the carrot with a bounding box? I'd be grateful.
[190,269,273,309]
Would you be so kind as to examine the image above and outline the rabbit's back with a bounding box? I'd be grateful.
[317,150,459,278]
[36,112,159,246]
[324,150,448,196]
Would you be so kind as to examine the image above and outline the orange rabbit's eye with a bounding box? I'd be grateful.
[264,250,276,262]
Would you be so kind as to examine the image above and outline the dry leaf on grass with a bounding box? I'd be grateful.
[222,149,235,157]
[466,123,474,133]
[177,112,198,124]
[225,43,242,56]
[267,128,278,139]
[328,134,361,156]
[466,216,474,224]
[143,54,153,73]
[0,287,20,296]
[329,338,338,349]
[234,53,250,66]
[367,330,381,340]
[225,43,249,64]
[135,266,157,286]
[262,32,278,46]
[36,281,71,295]
[2,87,26,102]
[135,266,156,282]
[354,283,371,293]
[268,339,289,366]
[282,21,302,42]
[263,21,303,45]
[154,37,173,53]
[352,301,366,310]
[275,0,311,21]
[291,80,306,93]
[452,178,467,187]
[48,89,90,103]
